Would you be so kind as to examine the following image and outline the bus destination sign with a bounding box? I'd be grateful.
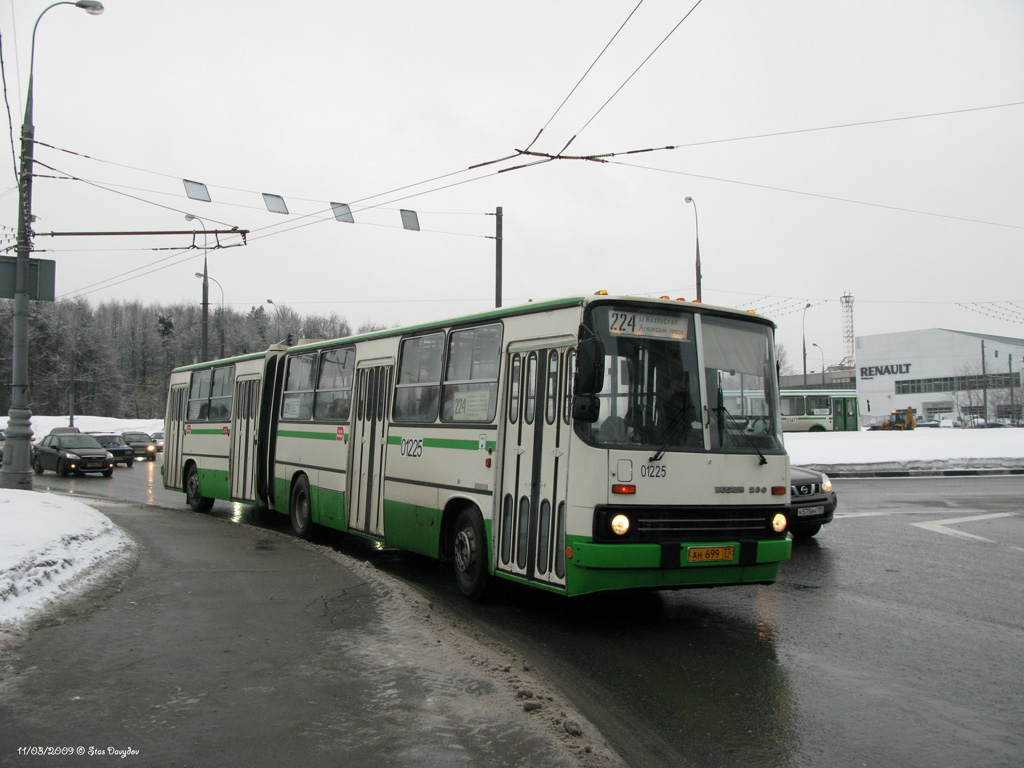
[608,311,689,340]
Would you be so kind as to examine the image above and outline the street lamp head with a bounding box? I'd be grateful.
[75,1,105,15]
[266,299,275,305]
[194,272,204,279]
[685,196,694,204]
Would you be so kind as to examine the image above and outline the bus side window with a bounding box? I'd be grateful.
[394,333,444,422]
[282,353,316,420]
[314,347,354,421]
[441,324,502,423]
[208,366,234,421]
[187,369,212,421]
[781,395,804,416]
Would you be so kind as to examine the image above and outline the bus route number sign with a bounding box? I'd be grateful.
[608,311,689,340]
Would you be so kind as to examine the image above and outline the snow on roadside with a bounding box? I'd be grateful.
[785,428,1024,468]
[0,491,135,642]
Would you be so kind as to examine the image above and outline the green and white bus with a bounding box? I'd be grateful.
[164,294,792,599]
[779,389,859,432]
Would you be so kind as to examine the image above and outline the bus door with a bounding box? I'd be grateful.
[164,384,188,490]
[497,343,573,589]
[348,363,392,537]
[229,377,260,503]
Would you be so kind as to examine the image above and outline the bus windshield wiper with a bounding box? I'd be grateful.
[649,401,695,462]
[716,404,767,465]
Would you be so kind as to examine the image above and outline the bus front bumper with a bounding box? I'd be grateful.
[564,537,792,596]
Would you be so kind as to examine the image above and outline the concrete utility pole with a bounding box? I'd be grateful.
[1,0,105,491]
[494,207,503,308]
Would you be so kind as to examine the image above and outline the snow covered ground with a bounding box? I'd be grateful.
[1,415,1022,644]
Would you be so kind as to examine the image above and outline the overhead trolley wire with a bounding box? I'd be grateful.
[523,0,647,154]
[560,0,706,155]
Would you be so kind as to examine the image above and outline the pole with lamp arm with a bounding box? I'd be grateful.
[1,0,105,491]
[195,271,224,358]
[186,214,209,360]
[801,303,811,387]
[684,196,701,302]
[812,342,825,385]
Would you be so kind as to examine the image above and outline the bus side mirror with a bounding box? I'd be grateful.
[572,394,600,423]
[575,339,604,395]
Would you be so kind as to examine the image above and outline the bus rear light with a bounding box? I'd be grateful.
[611,484,635,495]
[565,546,574,560]
[771,486,786,495]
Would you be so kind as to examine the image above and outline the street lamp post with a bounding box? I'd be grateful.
[684,196,701,302]
[812,342,825,385]
[1,0,105,491]
[195,271,225,359]
[266,298,284,345]
[801,303,811,386]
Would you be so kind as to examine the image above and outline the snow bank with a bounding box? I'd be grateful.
[0,491,134,636]
[0,414,164,438]
[785,428,1024,469]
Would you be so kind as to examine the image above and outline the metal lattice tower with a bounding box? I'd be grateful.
[840,293,854,367]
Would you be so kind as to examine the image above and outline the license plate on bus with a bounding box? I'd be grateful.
[797,505,825,517]
[686,545,735,563]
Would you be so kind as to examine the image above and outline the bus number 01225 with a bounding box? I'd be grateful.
[400,438,423,457]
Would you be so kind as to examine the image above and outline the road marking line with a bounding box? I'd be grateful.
[912,512,1018,542]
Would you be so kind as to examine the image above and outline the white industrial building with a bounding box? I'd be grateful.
[855,329,1024,424]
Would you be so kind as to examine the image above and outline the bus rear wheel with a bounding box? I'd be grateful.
[452,508,491,601]
[185,465,214,513]
[290,476,313,540]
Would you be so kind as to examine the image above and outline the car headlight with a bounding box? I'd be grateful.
[64,452,80,461]
[821,474,832,493]
[105,452,114,460]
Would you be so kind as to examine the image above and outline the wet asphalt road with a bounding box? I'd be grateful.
[22,462,1024,767]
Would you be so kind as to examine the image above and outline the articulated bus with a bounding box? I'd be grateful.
[164,294,792,599]
[779,389,859,432]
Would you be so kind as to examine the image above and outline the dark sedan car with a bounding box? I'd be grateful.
[88,433,135,467]
[122,431,157,461]
[787,466,837,539]
[32,433,115,477]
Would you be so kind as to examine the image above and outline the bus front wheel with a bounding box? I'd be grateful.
[185,465,214,513]
[452,508,491,601]
[290,476,313,540]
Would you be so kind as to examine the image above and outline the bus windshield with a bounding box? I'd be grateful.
[581,305,784,456]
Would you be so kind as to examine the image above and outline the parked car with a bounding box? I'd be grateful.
[32,433,114,477]
[122,432,158,461]
[151,431,164,452]
[787,466,837,539]
[0,428,5,462]
[48,426,81,435]
[88,433,135,467]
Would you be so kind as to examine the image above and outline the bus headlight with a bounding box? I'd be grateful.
[772,513,788,533]
[610,514,631,536]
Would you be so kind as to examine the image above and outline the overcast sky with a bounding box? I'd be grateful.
[2,0,1021,372]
